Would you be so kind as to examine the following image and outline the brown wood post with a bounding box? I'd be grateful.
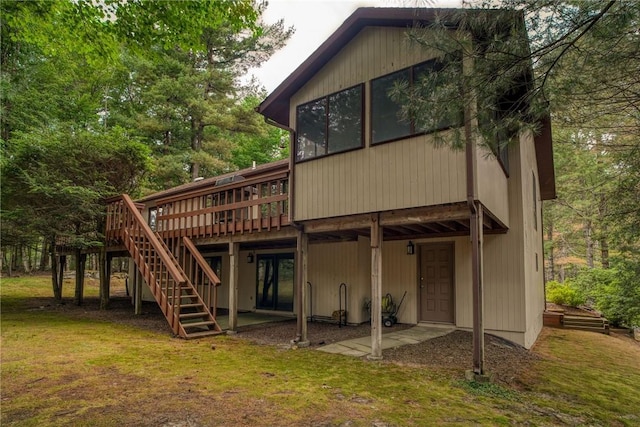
[134,269,142,315]
[130,258,135,305]
[99,250,111,310]
[463,75,485,377]
[471,202,485,375]
[369,214,383,360]
[74,251,86,306]
[228,241,240,333]
[295,229,309,346]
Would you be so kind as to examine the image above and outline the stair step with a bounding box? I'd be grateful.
[564,325,609,333]
[564,321,606,327]
[564,318,606,326]
[182,320,216,328]
[168,294,196,300]
[179,302,203,308]
[179,312,209,319]
[183,330,226,339]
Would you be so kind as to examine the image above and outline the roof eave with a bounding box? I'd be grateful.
[136,159,290,204]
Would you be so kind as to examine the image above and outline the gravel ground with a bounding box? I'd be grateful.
[235,319,540,385]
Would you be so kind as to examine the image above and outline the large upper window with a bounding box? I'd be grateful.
[371,69,411,144]
[296,85,363,161]
[371,58,462,145]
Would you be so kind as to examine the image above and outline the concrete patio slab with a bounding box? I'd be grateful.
[318,325,455,357]
[216,312,292,330]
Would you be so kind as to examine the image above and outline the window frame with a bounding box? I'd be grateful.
[295,83,365,163]
[370,57,463,147]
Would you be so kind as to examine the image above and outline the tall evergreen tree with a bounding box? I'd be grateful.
[1,1,288,278]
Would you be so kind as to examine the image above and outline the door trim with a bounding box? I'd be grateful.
[417,242,455,324]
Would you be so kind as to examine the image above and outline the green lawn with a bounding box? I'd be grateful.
[2,275,639,426]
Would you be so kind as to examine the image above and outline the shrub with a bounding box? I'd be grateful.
[546,280,585,307]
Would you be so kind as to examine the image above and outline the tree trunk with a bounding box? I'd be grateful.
[584,220,594,269]
[51,254,60,299]
[8,249,13,277]
[600,236,610,269]
[11,245,19,274]
[558,242,566,283]
[190,121,205,180]
[598,194,610,269]
[59,256,66,299]
[22,244,31,274]
[39,238,50,271]
[50,237,63,300]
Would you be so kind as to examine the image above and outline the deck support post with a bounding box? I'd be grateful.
[471,202,485,375]
[464,85,486,378]
[295,229,309,346]
[74,250,87,306]
[99,251,111,310]
[134,269,142,315]
[228,242,240,333]
[368,214,383,360]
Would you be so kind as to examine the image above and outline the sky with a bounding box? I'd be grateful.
[250,0,462,93]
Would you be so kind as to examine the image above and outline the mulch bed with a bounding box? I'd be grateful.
[236,320,540,385]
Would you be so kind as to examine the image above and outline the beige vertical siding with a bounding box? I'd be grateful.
[476,145,510,226]
[381,240,418,324]
[129,263,156,302]
[479,132,546,348]
[292,27,437,105]
[199,251,230,309]
[481,143,526,340]
[307,241,363,322]
[519,131,545,348]
[306,236,471,326]
[290,27,466,220]
[380,237,472,326]
[295,137,467,220]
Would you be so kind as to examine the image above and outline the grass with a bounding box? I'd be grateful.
[2,275,639,426]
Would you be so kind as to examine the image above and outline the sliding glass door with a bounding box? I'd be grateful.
[256,254,294,311]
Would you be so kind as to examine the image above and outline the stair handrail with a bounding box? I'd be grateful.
[183,236,221,287]
[119,194,185,285]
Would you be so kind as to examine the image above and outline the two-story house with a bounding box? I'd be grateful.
[99,7,555,371]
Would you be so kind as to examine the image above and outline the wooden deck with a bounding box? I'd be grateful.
[106,168,291,244]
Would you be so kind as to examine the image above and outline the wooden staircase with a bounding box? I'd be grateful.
[157,235,223,338]
[563,315,610,334]
[106,195,223,339]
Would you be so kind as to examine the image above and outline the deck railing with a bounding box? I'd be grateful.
[106,194,185,334]
[153,171,290,239]
[181,236,221,316]
[105,195,223,337]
